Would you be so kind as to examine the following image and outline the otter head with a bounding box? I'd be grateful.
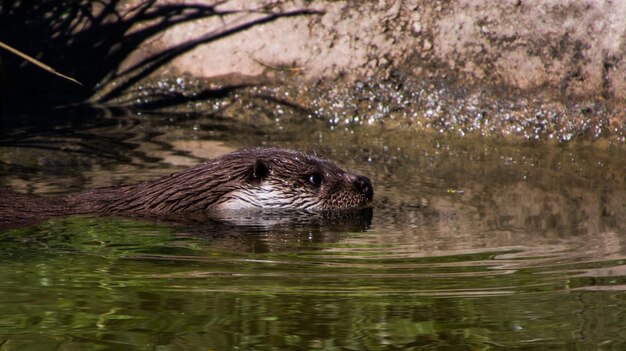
[214,148,373,211]
[93,148,374,215]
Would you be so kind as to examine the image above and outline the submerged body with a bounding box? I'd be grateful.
[0,148,373,225]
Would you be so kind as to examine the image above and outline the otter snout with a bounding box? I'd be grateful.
[355,175,374,202]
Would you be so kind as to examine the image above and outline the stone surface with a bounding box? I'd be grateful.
[123,0,626,100]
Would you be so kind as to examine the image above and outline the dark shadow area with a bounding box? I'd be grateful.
[0,0,321,121]
[0,107,200,191]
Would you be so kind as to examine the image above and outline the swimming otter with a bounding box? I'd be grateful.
[0,148,373,226]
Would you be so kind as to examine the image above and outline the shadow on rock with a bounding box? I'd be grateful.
[0,0,321,120]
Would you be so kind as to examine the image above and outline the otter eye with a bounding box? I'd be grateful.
[308,172,324,187]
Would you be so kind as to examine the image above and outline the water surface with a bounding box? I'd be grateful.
[1,108,625,350]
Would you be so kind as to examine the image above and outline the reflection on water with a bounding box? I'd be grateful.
[1,108,626,349]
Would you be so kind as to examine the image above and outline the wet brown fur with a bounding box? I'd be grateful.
[0,148,373,226]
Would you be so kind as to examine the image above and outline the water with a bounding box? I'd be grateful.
[1,108,625,350]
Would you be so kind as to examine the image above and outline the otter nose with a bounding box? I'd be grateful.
[355,176,373,201]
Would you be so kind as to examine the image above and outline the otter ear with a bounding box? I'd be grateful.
[250,159,269,181]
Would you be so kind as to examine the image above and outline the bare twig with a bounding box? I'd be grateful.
[0,40,83,86]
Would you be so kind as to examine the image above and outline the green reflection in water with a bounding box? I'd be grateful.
[0,216,624,350]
